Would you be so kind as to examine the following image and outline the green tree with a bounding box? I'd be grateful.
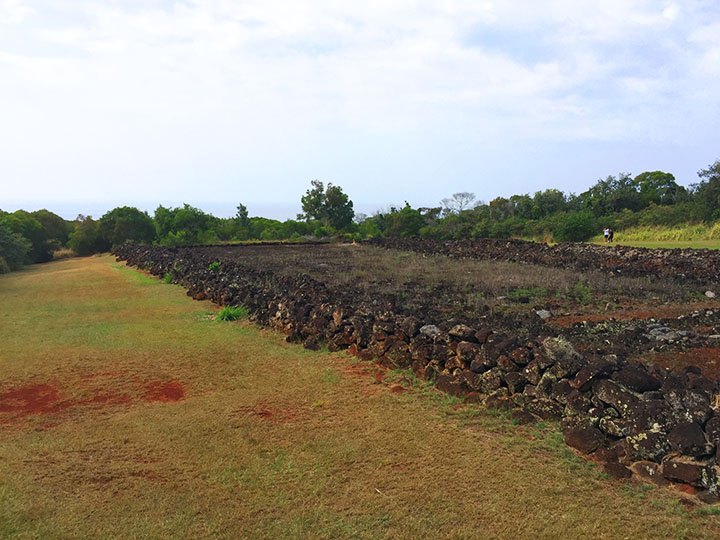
[693,160,720,221]
[324,184,355,230]
[99,206,156,249]
[531,189,566,218]
[577,173,642,216]
[0,210,52,263]
[299,180,355,231]
[299,180,326,221]
[553,211,597,242]
[376,203,425,237]
[488,197,513,220]
[30,209,71,246]
[68,215,103,256]
[508,194,534,220]
[0,223,32,271]
[232,203,250,240]
[153,204,218,245]
[633,171,687,206]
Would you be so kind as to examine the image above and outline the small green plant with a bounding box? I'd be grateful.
[572,280,592,304]
[694,505,720,517]
[384,367,419,387]
[507,287,548,303]
[162,272,173,284]
[217,305,248,321]
[321,368,341,386]
[208,261,221,271]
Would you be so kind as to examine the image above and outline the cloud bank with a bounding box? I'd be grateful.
[1,1,719,216]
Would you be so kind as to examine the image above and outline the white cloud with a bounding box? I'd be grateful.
[663,3,679,21]
[0,0,33,24]
[1,1,719,208]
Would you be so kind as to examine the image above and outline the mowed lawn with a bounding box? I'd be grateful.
[2,256,720,539]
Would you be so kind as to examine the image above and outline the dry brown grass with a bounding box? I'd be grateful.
[51,247,76,260]
[209,243,690,302]
[1,255,719,538]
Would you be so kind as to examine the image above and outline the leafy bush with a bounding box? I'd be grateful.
[217,305,248,321]
[0,211,52,263]
[162,272,173,284]
[99,206,156,248]
[0,223,32,270]
[572,281,592,304]
[507,287,548,303]
[208,261,221,271]
[553,211,597,242]
[68,216,103,256]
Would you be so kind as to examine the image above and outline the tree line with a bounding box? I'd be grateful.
[2,159,718,273]
[357,159,720,241]
[0,181,356,272]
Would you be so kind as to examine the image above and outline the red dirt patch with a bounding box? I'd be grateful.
[83,392,133,406]
[144,380,186,403]
[0,383,69,420]
[551,302,718,328]
[638,348,720,380]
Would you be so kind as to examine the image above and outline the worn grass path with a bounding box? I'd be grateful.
[2,255,720,539]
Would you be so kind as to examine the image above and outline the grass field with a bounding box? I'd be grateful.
[2,255,720,539]
[592,239,720,250]
[590,223,720,249]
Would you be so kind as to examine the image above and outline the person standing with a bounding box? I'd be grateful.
[608,228,614,243]
[603,227,610,242]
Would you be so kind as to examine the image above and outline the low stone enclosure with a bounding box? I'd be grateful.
[114,241,720,502]
[369,237,720,286]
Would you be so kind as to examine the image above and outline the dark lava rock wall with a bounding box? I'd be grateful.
[369,238,720,286]
[115,243,720,500]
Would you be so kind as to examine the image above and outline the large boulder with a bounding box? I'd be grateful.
[593,379,641,418]
[624,430,670,462]
[611,365,662,393]
[571,356,619,390]
[668,422,711,457]
[563,424,606,454]
[662,457,717,489]
[542,337,584,378]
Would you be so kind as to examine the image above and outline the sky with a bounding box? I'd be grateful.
[1,0,719,220]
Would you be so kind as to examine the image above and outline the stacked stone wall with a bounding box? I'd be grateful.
[114,243,720,501]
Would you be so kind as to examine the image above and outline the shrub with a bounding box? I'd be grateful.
[68,216,103,255]
[553,211,597,242]
[0,223,32,269]
[572,281,592,304]
[0,256,10,274]
[162,272,173,284]
[217,305,248,321]
[52,248,75,260]
[507,287,548,303]
[208,261,221,271]
[99,206,156,248]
